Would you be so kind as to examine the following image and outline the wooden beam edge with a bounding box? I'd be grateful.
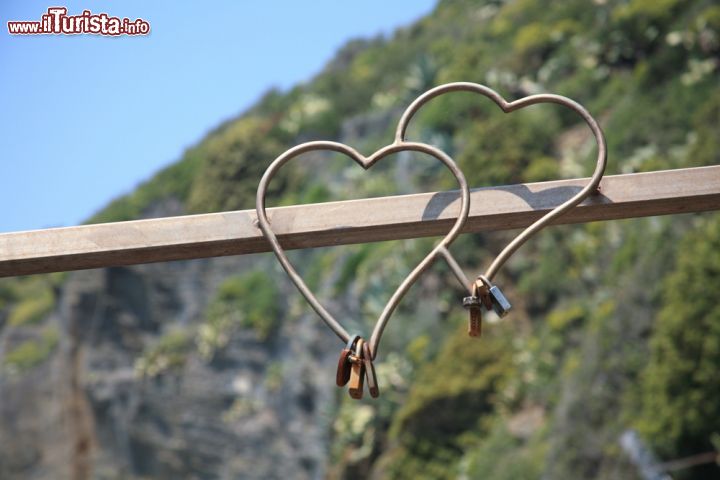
[1,165,719,277]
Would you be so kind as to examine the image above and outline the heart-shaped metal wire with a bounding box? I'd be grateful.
[394,82,607,292]
[256,82,607,360]
[255,141,470,359]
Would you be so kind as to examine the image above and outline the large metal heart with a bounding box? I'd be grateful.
[256,141,470,359]
[394,82,608,290]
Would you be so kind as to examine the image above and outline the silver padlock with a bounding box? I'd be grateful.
[488,285,512,318]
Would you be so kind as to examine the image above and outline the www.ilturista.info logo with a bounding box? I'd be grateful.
[7,7,150,36]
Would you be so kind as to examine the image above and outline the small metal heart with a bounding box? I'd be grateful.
[256,140,470,360]
[395,82,608,289]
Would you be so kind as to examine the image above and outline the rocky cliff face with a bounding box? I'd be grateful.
[0,202,344,480]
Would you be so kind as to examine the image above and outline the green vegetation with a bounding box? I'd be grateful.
[187,117,285,212]
[637,216,720,473]
[307,0,716,477]
[3,327,59,374]
[0,281,14,311]
[135,329,194,378]
[264,361,284,392]
[8,287,54,327]
[463,420,547,480]
[199,271,280,359]
[1,275,62,327]
[383,327,514,479]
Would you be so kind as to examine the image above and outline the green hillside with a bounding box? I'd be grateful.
[1,0,719,478]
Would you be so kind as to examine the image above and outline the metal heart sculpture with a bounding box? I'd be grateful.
[394,82,607,295]
[256,82,607,364]
[256,141,470,361]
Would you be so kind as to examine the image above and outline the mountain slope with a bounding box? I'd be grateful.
[1,0,719,479]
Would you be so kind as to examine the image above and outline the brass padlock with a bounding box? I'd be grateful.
[336,335,360,387]
[348,339,366,399]
[462,283,482,337]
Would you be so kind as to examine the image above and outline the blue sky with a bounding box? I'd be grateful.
[0,1,435,233]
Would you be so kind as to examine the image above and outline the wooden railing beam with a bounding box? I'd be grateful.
[1,165,719,277]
